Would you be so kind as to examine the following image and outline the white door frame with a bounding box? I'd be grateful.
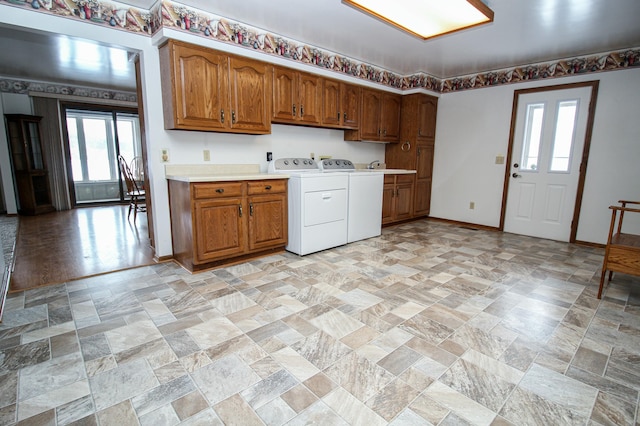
[499,81,599,243]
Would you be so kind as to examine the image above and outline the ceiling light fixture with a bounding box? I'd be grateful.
[342,0,494,40]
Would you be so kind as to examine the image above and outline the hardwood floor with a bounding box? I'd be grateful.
[9,205,156,292]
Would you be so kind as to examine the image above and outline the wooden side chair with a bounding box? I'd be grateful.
[598,200,640,298]
[118,155,146,221]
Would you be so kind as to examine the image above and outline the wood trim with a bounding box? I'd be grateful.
[499,80,600,243]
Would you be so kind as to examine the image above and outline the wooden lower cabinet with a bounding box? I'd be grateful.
[382,174,414,225]
[169,179,287,271]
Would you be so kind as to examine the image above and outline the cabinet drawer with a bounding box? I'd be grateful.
[192,182,243,199]
[396,174,415,184]
[247,180,287,195]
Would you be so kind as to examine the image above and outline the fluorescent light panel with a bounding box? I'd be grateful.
[343,0,494,40]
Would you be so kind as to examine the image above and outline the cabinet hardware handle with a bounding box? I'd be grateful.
[221,109,225,123]
[300,105,304,116]
[383,129,387,136]
[232,110,236,124]
[418,128,422,136]
[337,112,340,120]
[417,148,421,156]
[401,141,411,152]
[265,185,272,190]
[250,203,254,216]
[292,104,296,116]
[343,112,347,121]
[238,204,243,217]
[378,129,381,136]
[216,188,224,193]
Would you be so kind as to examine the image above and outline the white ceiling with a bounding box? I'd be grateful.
[1,0,639,92]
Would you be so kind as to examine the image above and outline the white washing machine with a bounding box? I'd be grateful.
[319,159,384,243]
[268,158,349,255]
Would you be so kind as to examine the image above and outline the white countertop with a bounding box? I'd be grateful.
[165,164,415,182]
[165,164,289,182]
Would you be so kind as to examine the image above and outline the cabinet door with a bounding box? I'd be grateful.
[171,42,228,130]
[228,57,271,133]
[298,72,322,124]
[248,193,288,251]
[360,88,382,140]
[272,67,297,122]
[321,79,341,127]
[380,93,401,142]
[395,181,414,221]
[341,83,361,129]
[417,96,438,140]
[414,144,434,216]
[381,183,395,225]
[194,198,245,262]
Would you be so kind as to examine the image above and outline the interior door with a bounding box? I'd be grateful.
[504,85,593,241]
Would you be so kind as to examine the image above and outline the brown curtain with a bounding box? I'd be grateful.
[32,97,71,210]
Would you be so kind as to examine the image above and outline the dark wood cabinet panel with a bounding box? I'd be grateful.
[322,80,361,129]
[345,88,400,142]
[382,174,414,225]
[194,198,245,262]
[5,114,54,215]
[272,67,322,125]
[229,56,272,133]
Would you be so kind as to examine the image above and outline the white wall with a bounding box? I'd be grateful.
[432,68,640,244]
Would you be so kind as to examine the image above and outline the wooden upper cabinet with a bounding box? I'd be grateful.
[417,96,438,140]
[380,93,401,142]
[159,39,270,134]
[358,88,382,140]
[228,56,272,133]
[160,41,228,131]
[321,79,361,129]
[272,67,322,125]
[346,88,400,142]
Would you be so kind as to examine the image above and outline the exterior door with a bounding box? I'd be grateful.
[504,85,594,241]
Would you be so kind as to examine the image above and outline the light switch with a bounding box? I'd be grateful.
[495,155,505,165]
[203,150,210,161]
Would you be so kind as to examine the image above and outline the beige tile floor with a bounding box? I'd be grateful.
[1,219,639,425]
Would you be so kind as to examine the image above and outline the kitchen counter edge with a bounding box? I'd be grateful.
[166,173,290,183]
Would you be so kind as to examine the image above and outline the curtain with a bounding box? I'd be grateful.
[32,97,71,210]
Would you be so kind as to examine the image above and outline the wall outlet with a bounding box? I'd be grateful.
[161,149,169,163]
[203,150,210,161]
[469,201,475,210]
[266,151,273,161]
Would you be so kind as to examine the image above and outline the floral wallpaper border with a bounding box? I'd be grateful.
[0,78,137,102]
[1,0,639,97]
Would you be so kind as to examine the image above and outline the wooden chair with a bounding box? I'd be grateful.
[118,155,146,222]
[598,200,640,298]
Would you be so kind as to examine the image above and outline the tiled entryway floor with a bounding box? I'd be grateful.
[1,220,639,425]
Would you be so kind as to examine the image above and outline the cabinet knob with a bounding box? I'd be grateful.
[216,188,224,193]
[265,185,272,190]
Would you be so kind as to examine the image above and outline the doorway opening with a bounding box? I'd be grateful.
[500,81,599,242]
[62,106,142,206]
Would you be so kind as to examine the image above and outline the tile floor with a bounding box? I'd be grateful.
[1,220,639,425]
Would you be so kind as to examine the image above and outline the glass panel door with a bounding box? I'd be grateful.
[65,109,141,205]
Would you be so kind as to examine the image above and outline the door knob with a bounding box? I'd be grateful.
[512,173,521,178]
